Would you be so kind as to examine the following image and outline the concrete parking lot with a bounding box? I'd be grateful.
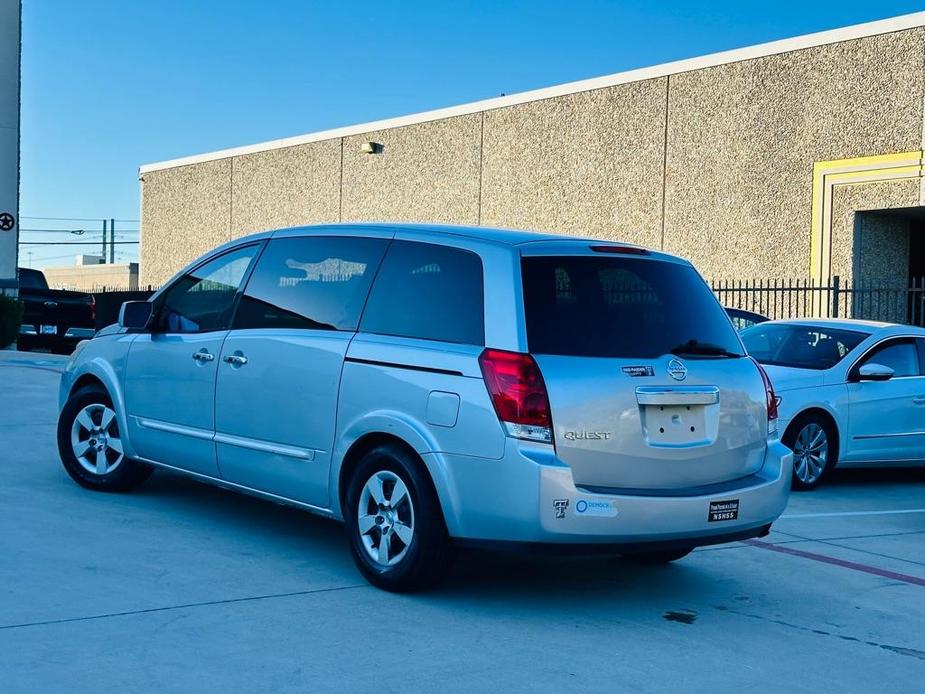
[1,352,923,693]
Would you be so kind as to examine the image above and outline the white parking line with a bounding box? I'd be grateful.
[780,509,925,519]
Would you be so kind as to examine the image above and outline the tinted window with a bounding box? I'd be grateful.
[156,245,258,333]
[234,236,388,331]
[18,268,48,290]
[860,339,919,378]
[521,256,743,358]
[360,241,484,345]
[741,324,867,370]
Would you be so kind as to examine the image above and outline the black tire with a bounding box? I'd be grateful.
[57,384,153,492]
[784,412,838,491]
[344,443,453,592]
[623,548,692,564]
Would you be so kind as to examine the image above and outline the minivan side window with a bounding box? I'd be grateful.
[156,245,258,334]
[233,236,389,331]
[360,241,484,345]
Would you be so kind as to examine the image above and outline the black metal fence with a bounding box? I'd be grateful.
[712,276,925,326]
[92,286,158,329]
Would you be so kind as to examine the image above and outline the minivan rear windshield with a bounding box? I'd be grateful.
[521,256,744,358]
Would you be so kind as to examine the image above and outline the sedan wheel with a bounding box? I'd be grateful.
[792,422,829,488]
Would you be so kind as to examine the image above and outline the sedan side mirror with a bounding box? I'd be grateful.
[118,301,153,330]
[858,363,895,382]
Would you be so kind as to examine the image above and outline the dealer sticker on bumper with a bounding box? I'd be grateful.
[708,499,739,522]
[574,499,618,518]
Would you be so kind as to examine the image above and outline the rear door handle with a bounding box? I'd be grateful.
[192,349,214,362]
[913,396,925,405]
[223,352,248,366]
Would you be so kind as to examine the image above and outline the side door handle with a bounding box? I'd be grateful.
[223,352,248,366]
[192,349,215,362]
[913,396,925,405]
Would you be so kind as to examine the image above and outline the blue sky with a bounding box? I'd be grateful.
[19,0,925,267]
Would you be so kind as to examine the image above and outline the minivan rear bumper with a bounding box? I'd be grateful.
[428,439,792,548]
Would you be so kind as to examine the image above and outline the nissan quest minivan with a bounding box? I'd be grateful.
[57,224,792,591]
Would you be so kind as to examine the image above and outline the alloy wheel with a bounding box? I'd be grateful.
[357,470,415,567]
[793,422,828,485]
[70,403,124,475]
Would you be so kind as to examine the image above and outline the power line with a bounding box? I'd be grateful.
[21,215,139,223]
[19,240,140,246]
[19,228,138,236]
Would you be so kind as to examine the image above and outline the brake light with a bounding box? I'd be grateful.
[478,348,553,443]
[750,357,778,436]
[589,244,650,255]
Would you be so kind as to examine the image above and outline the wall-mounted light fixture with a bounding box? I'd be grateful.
[360,141,382,154]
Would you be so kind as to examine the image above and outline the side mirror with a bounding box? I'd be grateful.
[118,301,153,330]
[858,363,894,382]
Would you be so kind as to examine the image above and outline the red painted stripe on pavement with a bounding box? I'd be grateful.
[745,539,925,587]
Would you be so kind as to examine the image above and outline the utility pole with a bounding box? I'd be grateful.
[109,217,115,263]
[101,219,107,264]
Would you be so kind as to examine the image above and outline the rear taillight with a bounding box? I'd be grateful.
[478,348,553,443]
[89,296,96,322]
[751,357,778,437]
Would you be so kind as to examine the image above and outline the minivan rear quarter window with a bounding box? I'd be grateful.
[521,255,742,358]
[360,240,484,345]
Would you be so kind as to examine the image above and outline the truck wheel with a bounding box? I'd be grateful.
[344,443,453,592]
[57,384,153,492]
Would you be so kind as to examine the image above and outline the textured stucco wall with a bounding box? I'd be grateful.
[664,28,925,279]
[140,27,925,287]
[230,141,340,238]
[480,78,667,248]
[140,159,231,286]
[341,115,482,224]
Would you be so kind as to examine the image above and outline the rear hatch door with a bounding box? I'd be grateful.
[521,250,768,491]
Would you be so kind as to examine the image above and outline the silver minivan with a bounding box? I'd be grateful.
[57,224,792,591]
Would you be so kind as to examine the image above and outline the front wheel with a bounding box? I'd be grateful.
[344,444,453,592]
[785,414,837,491]
[57,385,153,492]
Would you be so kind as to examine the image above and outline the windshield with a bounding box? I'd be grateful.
[741,324,868,370]
[521,255,744,358]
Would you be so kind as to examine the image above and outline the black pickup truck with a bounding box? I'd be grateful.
[17,268,96,354]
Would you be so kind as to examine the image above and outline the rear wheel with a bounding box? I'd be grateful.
[57,385,153,492]
[623,548,692,564]
[785,413,837,491]
[344,444,453,592]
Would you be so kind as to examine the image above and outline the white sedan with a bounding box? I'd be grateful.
[740,319,925,489]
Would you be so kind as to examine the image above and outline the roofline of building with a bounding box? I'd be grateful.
[140,11,925,174]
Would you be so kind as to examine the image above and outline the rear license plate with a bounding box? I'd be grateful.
[40,325,57,335]
[708,499,739,522]
[642,404,707,445]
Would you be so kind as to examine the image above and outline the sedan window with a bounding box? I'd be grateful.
[741,324,868,370]
[858,339,919,378]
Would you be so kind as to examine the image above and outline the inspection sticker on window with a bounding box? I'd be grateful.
[708,499,739,522]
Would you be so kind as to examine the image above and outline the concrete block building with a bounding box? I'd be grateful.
[139,13,925,297]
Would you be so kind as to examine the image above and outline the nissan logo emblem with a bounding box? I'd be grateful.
[667,358,688,381]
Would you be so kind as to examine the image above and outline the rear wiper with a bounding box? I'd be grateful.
[669,340,743,358]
